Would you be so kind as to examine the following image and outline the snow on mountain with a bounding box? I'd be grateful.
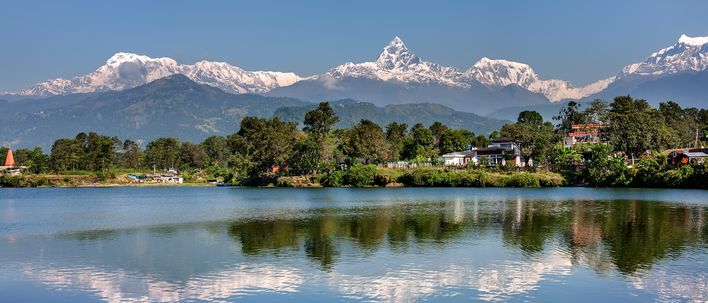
[12,52,303,96]
[9,34,707,102]
[621,34,708,77]
[181,61,302,94]
[323,37,609,102]
[465,57,614,102]
[324,37,468,87]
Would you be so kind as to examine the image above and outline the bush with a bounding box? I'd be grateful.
[506,173,540,187]
[0,175,22,187]
[344,164,378,187]
[320,170,345,187]
[275,177,293,187]
[634,158,660,187]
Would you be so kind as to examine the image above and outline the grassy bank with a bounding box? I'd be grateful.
[0,170,213,188]
[275,166,565,188]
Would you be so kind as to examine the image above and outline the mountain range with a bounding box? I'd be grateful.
[0,75,508,149]
[1,34,706,147]
[6,35,708,107]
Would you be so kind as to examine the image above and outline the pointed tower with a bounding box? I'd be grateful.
[4,148,15,167]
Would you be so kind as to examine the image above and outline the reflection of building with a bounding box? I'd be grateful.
[0,148,21,176]
[563,124,608,147]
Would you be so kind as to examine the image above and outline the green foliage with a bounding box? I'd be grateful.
[13,147,49,173]
[343,120,389,164]
[289,139,320,174]
[119,139,143,169]
[201,136,228,167]
[608,96,664,162]
[344,164,378,187]
[238,116,298,172]
[553,101,586,133]
[320,170,345,187]
[397,168,561,187]
[438,129,475,154]
[8,93,706,190]
[385,122,408,161]
[506,173,541,187]
[144,137,181,170]
[403,123,434,159]
[501,111,554,165]
[551,143,583,182]
[304,102,339,140]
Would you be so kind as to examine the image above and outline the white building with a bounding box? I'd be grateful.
[441,150,477,166]
[442,138,530,167]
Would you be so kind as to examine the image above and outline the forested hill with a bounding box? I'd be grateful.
[274,99,509,134]
[0,75,310,149]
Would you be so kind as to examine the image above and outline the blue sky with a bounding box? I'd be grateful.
[1,0,707,92]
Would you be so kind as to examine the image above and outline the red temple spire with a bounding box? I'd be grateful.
[4,148,15,167]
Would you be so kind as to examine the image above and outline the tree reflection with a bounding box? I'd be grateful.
[225,199,706,274]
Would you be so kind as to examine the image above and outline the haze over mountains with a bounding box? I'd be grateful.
[1,34,707,148]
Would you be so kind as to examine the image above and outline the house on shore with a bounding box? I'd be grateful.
[441,150,476,166]
[668,148,708,166]
[147,168,183,184]
[441,138,529,167]
[563,124,609,147]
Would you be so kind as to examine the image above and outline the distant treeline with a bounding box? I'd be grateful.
[1,96,706,188]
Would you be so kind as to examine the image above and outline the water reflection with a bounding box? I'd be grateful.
[1,191,706,302]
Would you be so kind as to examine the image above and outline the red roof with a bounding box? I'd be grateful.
[571,124,608,129]
[4,148,14,167]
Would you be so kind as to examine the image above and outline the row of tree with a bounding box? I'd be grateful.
[1,96,706,185]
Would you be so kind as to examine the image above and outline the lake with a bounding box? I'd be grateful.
[0,187,706,302]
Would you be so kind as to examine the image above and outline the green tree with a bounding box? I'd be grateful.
[554,101,586,134]
[501,111,555,165]
[201,136,228,167]
[403,123,434,160]
[304,102,339,140]
[472,134,490,149]
[518,110,544,126]
[303,102,339,167]
[607,96,664,163]
[144,138,181,170]
[179,142,208,169]
[438,129,475,154]
[429,121,448,152]
[50,138,83,171]
[120,139,143,169]
[659,101,703,148]
[344,119,389,164]
[12,147,49,173]
[238,117,298,172]
[385,122,408,161]
[583,99,609,124]
[289,138,320,174]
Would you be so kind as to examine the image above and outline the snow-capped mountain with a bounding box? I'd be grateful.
[12,52,303,96]
[325,37,467,87]
[322,37,610,101]
[465,57,615,101]
[620,34,708,77]
[7,34,708,107]
[584,34,708,109]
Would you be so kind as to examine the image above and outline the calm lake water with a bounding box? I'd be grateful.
[0,187,706,303]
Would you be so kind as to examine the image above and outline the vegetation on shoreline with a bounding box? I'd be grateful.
[1,96,706,189]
